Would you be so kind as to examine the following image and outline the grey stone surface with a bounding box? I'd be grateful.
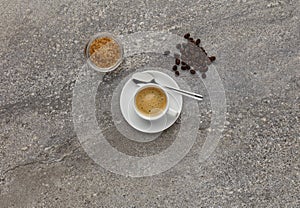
[0,0,299,207]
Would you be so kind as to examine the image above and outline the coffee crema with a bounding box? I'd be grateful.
[135,87,167,116]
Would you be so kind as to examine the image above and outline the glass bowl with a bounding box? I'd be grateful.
[84,32,124,72]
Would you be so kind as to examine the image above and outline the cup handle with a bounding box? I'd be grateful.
[167,108,178,117]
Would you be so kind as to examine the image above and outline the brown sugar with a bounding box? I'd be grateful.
[89,37,121,69]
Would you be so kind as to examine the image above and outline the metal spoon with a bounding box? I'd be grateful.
[132,72,203,101]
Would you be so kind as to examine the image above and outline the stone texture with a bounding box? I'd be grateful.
[0,0,299,207]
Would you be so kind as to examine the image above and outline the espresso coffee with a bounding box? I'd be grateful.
[135,87,167,116]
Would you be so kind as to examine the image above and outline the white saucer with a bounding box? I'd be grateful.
[120,70,183,134]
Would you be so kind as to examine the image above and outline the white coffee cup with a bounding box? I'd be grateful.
[133,84,178,121]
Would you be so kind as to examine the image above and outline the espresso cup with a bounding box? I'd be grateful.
[133,84,178,121]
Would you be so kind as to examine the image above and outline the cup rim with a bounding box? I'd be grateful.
[85,32,124,72]
[133,84,169,121]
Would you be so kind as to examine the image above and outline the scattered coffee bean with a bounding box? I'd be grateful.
[199,66,208,72]
[174,53,180,59]
[163,50,170,55]
[171,32,215,79]
[184,33,190,39]
[209,56,216,62]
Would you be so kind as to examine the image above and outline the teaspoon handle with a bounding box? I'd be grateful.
[163,85,203,101]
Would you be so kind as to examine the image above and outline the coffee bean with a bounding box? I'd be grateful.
[174,53,180,59]
[171,34,213,80]
[209,56,216,62]
[199,66,208,72]
[184,33,190,39]
[163,50,170,55]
